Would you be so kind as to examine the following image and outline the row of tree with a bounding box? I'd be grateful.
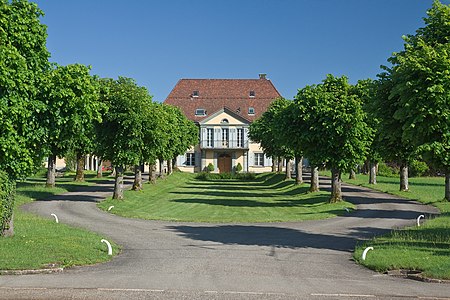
[0,0,197,236]
[250,0,450,202]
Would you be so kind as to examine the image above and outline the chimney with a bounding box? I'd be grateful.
[259,73,267,80]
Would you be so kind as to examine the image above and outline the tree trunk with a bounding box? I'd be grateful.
[96,158,103,178]
[132,165,143,191]
[310,166,319,192]
[46,154,57,188]
[75,153,85,182]
[277,157,283,173]
[369,162,377,184]
[271,156,277,172]
[349,169,356,180]
[295,156,303,185]
[285,159,292,180]
[167,160,172,175]
[172,158,177,172]
[400,163,409,192]
[445,172,450,201]
[159,159,165,178]
[362,160,369,175]
[330,168,342,203]
[149,164,157,184]
[113,166,124,200]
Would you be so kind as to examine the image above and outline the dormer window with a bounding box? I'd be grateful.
[248,107,255,115]
[249,91,255,97]
[192,90,199,97]
[195,108,206,116]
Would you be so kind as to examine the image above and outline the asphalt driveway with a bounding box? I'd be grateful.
[0,175,449,300]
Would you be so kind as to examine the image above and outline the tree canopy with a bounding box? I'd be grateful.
[387,0,450,200]
[0,0,50,179]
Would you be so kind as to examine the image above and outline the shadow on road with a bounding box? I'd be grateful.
[166,224,393,252]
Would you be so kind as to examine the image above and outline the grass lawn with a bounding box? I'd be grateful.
[98,172,354,223]
[342,173,450,280]
[0,171,119,270]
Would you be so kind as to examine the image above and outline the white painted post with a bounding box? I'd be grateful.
[362,246,373,261]
[51,213,59,223]
[417,214,425,227]
[108,206,114,211]
[101,239,113,255]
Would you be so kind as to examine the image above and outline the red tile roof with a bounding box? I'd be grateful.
[164,76,282,122]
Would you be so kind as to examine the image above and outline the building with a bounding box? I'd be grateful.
[164,74,281,173]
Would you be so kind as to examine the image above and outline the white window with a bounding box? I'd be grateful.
[222,128,229,147]
[248,107,255,115]
[195,109,206,116]
[206,128,214,147]
[254,153,264,166]
[186,153,195,166]
[237,128,244,148]
[249,91,255,97]
[192,90,199,97]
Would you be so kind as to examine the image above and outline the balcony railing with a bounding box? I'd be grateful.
[200,139,249,149]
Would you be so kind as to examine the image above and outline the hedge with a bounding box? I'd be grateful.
[0,170,15,236]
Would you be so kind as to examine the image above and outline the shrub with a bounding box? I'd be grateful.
[0,171,15,236]
[377,162,398,177]
[409,160,429,177]
[195,172,256,181]
[206,163,215,173]
[235,163,243,173]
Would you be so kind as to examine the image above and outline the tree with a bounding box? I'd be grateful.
[0,0,50,236]
[41,64,101,186]
[274,102,305,185]
[388,0,450,200]
[97,77,152,199]
[249,98,294,179]
[370,72,416,191]
[0,0,50,179]
[295,75,373,202]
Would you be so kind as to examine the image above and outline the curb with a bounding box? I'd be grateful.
[0,267,63,275]
[386,270,450,284]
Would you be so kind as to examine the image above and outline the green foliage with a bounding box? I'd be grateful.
[64,149,77,172]
[377,162,399,177]
[206,163,215,173]
[0,171,15,235]
[42,64,102,159]
[388,1,450,173]
[294,75,373,172]
[196,172,256,181]
[97,77,152,167]
[409,160,430,177]
[0,0,50,179]
[249,98,294,159]
[235,162,243,173]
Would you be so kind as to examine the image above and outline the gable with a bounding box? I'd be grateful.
[200,108,251,126]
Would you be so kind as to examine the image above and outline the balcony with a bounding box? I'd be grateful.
[200,139,249,149]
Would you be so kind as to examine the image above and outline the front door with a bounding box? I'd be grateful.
[218,153,232,173]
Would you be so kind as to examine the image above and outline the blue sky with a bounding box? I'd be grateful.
[33,0,444,101]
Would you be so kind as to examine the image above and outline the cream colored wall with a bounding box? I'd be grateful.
[203,112,246,125]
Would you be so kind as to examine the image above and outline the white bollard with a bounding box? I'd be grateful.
[417,214,425,227]
[108,206,114,211]
[362,246,373,261]
[51,213,59,223]
[101,239,113,255]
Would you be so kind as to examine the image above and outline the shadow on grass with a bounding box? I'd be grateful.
[172,193,330,208]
